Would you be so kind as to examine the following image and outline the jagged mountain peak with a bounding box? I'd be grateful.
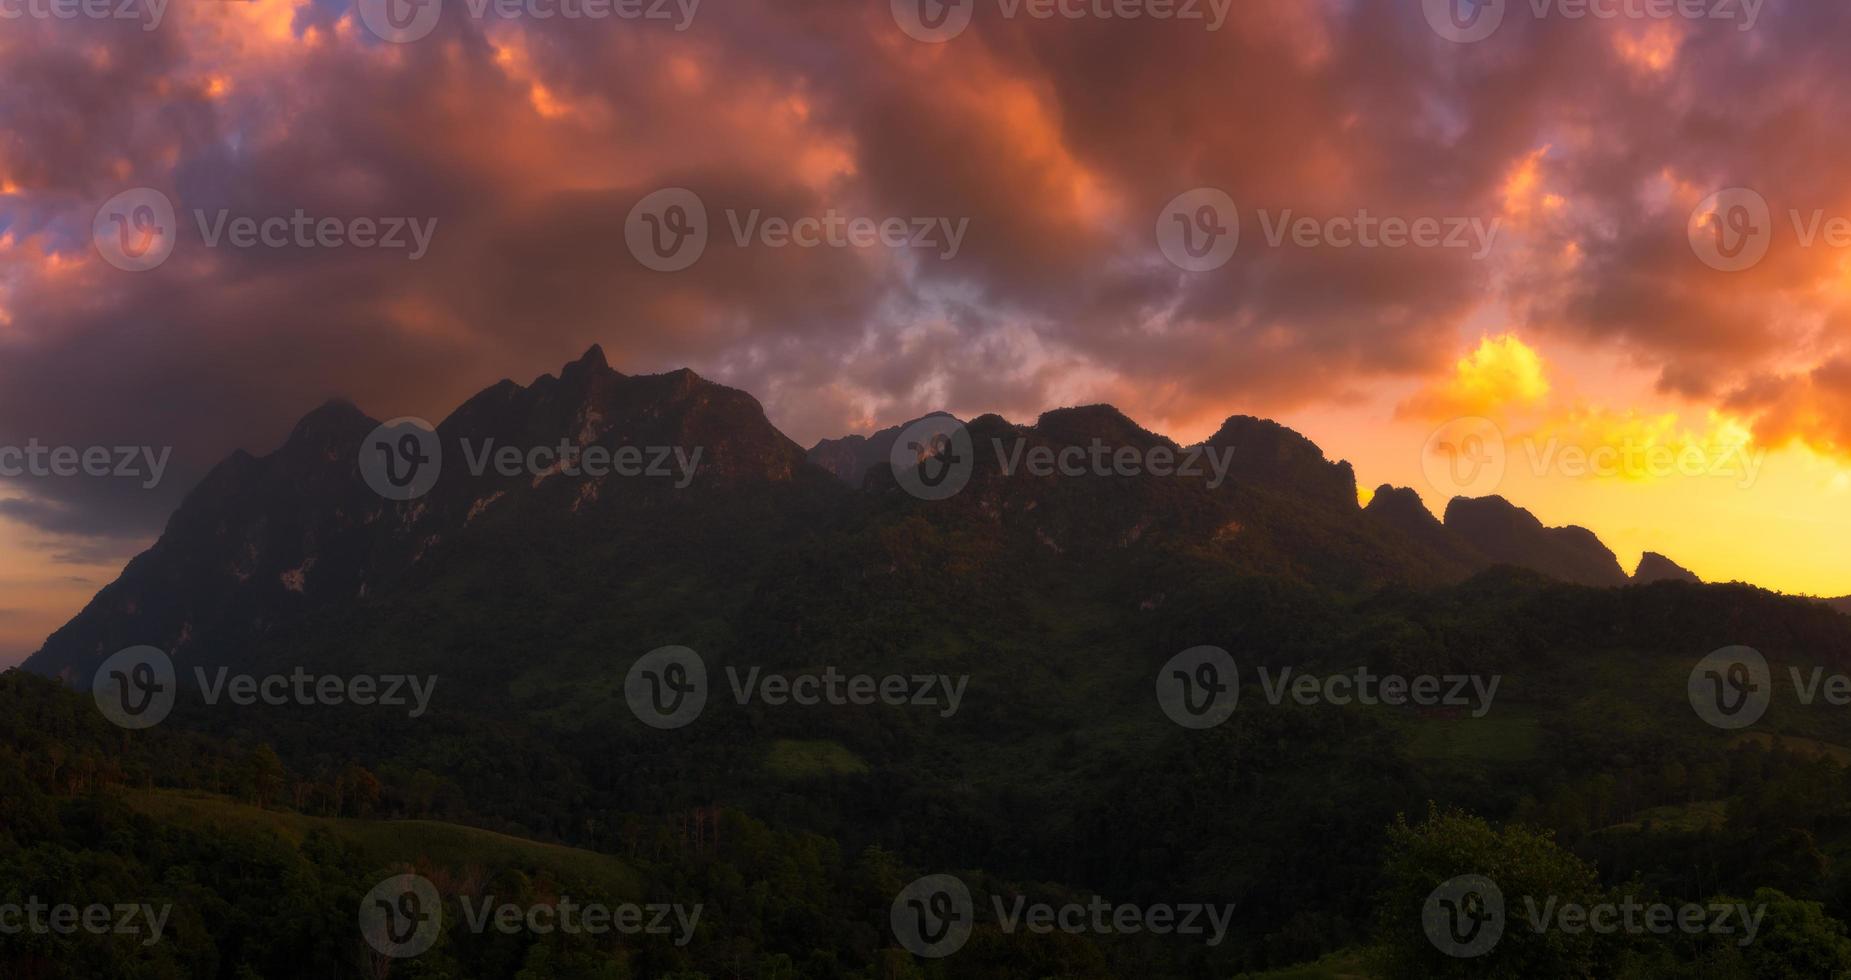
[551,345,620,390]
[283,398,375,450]
[1364,485,1439,526]
[301,396,368,421]
[807,412,963,486]
[1444,494,1543,530]
[1204,414,1358,508]
[1358,484,1487,578]
[570,343,610,371]
[439,351,786,465]
[1029,404,1171,448]
[1444,495,1628,587]
[1635,551,1701,584]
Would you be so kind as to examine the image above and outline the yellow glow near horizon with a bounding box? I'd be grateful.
[1302,333,1851,599]
[0,502,134,668]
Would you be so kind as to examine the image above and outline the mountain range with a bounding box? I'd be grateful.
[25,347,1756,679]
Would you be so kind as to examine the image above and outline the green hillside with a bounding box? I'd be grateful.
[121,788,643,896]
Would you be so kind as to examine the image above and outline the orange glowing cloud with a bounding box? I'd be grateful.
[1401,334,1552,420]
[1396,335,1772,489]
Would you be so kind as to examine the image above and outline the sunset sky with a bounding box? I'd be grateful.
[3,0,1850,662]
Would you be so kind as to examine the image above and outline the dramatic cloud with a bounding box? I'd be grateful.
[1,0,1848,636]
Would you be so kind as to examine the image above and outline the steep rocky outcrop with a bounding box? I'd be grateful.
[1443,495,1629,587]
[1633,552,1701,584]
